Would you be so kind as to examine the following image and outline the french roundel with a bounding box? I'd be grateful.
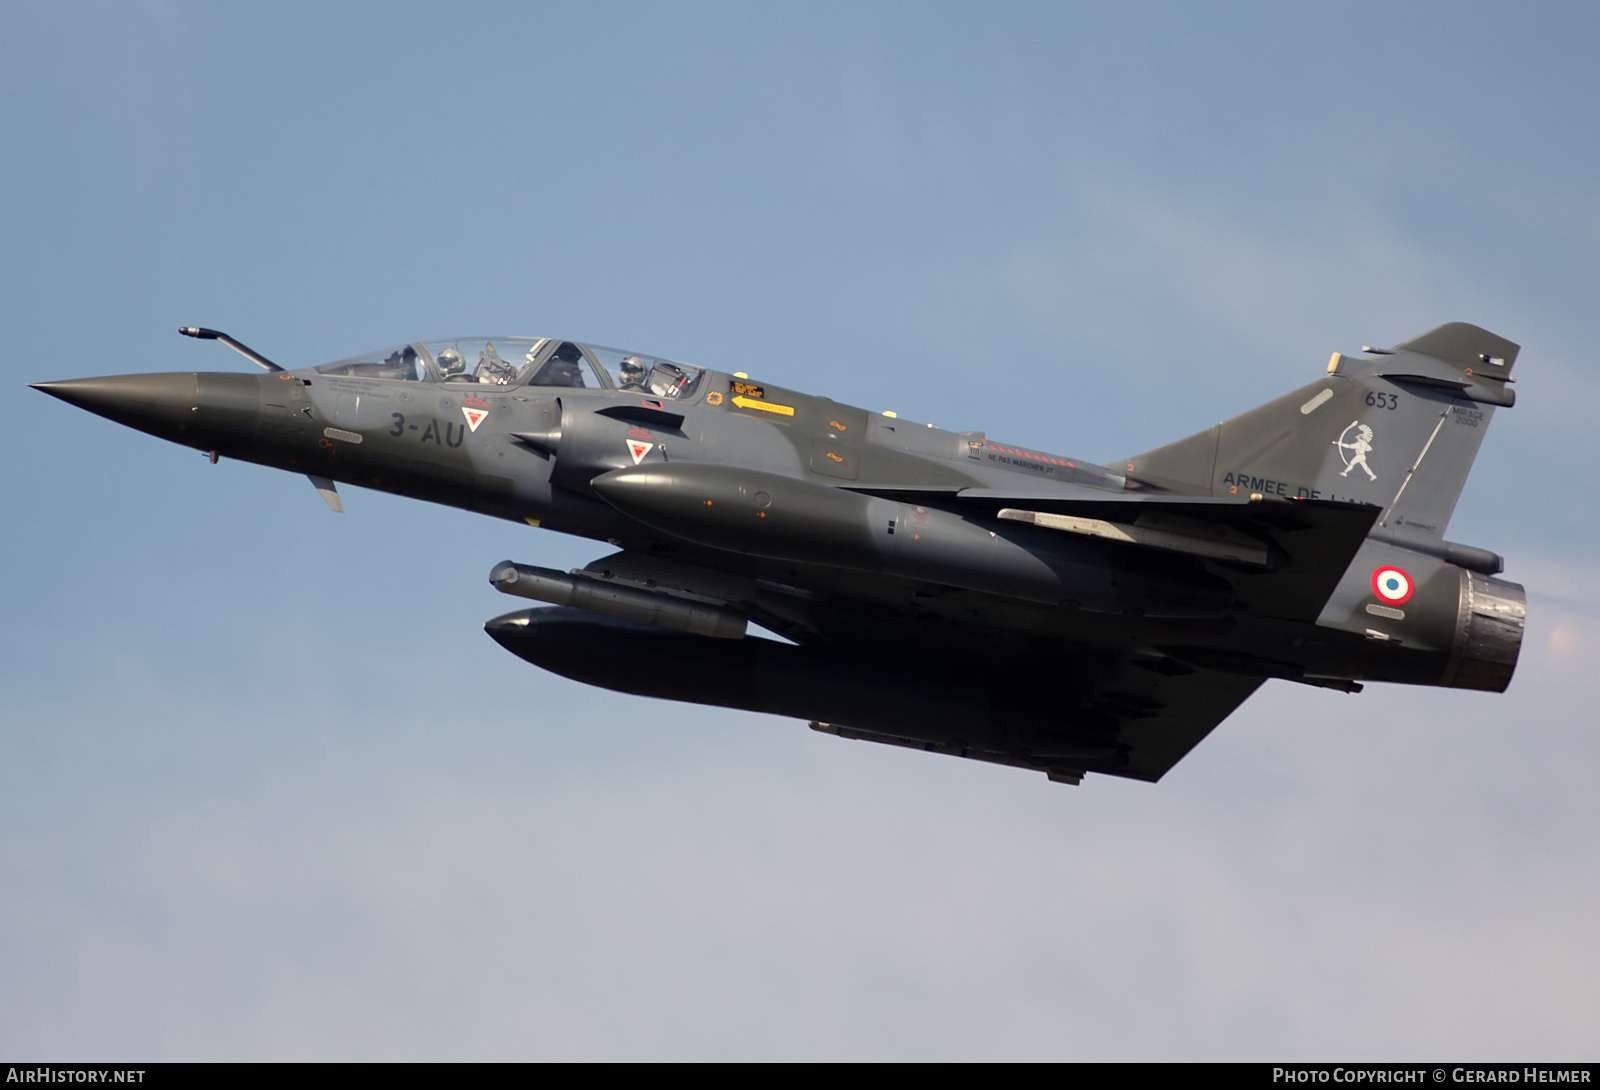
[1371,566,1415,605]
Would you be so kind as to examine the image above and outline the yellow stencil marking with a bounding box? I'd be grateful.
[731,395,795,416]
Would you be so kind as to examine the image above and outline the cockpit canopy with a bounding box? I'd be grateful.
[314,338,704,400]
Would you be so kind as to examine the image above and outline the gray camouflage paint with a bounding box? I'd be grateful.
[31,322,1525,785]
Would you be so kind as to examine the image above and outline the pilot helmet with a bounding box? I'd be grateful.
[437,348,465,376]
[620,355,647,378]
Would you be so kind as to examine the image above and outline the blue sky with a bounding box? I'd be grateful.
[3,1,1598,1059]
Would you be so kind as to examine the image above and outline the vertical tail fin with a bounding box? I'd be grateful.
[1120,323,1518,542]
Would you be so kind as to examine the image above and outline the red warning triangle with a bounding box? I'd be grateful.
[627,440,652,465]
[461,406,489,432]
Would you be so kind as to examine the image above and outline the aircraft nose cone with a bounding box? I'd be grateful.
[32,371,262,449]
[32,373,200,427]
[32,373,205,445]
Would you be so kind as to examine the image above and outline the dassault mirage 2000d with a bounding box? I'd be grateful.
[33,323,1526,785]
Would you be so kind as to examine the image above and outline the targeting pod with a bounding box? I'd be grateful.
[489,560,747,639]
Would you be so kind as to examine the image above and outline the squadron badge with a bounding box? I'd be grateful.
[1334,420,1377,481]
[461,396,490,433]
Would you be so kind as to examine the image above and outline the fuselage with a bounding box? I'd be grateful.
[32,335,1520,701]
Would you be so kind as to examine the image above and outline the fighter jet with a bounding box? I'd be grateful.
[32,323,1525,785]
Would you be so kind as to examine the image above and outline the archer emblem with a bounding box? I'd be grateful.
[1334,420,1377,481]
